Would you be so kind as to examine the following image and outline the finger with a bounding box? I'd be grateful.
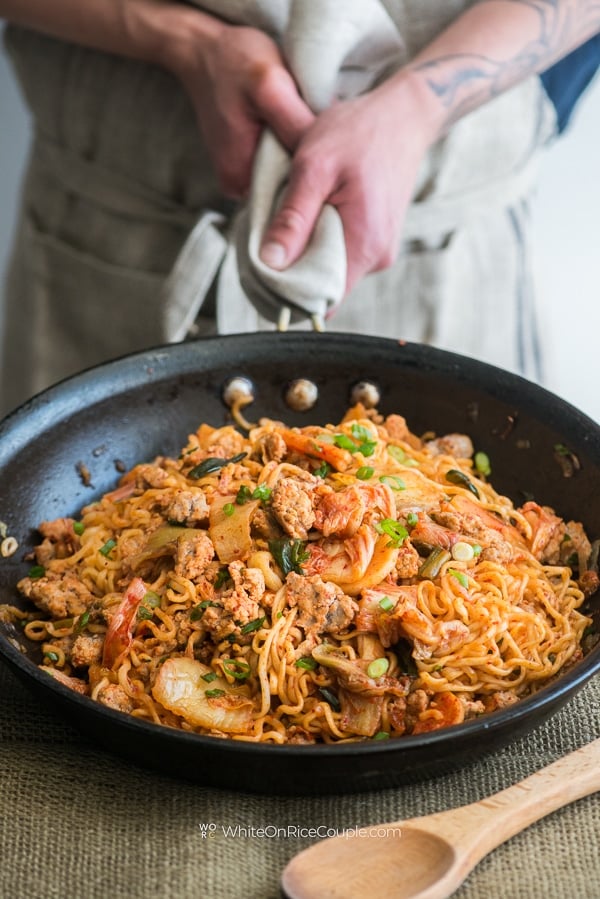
[252,67,315,150]
[259,158,332,270]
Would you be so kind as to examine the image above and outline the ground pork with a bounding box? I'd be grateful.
[175,533,215,581]
[271,477,316,539]
[18,571,93,619]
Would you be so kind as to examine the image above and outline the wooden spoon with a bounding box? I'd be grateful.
[281,737,600,899]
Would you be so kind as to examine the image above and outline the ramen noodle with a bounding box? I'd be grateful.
[6,406,597,743]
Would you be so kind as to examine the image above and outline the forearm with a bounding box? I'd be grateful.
[0,0,222,74]
[387,0,600,137]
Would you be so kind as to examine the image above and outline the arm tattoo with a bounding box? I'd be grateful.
[410,0,600,124]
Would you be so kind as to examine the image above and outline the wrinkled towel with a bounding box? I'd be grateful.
[164,0,404,337]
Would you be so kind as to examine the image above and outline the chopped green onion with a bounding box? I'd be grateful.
[451,542,475,563]
[313,462,331,479]
[445,469,480,499]
[373,731,390,741]
[190,600,219,621]
[222,658,251,680]
[44,651,59,663]
[223,503,235,517]
[137,606,154,621]
[472,544,482,557]
[240,616,266,635]
[474,451,491,477]
[188,452,247,479]
[75,610,90,632]
[350,424,378,456]
[378,596,396,613]
[406,512,418,528]
[448,569,469,589]
[379,475,406,491]
[214,567,231,589]
[334,434,358,453]
[28,565,46,579]
[235,485,253,505]
[143,591,161,608]
[356,466,374,480]
[73,521,85,536]
[202,671,218,683]
[99,538,117,557]
[367,657,389,679]
[319,688,341,712]
[205,688,226,699]
[374,518,408,547]
[252,484,272,502]
[295,657,317,670]
[388,445,406,463]
[269,538,310,576]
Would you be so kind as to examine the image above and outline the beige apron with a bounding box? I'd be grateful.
[0,1,557,416]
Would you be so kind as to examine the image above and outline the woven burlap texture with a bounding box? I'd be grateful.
[1,663,598,899]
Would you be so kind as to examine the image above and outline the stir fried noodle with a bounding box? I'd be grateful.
[9,407,596,743]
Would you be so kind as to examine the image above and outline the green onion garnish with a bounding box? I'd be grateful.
[379,475,406,491]
[202,671,218,683]
[373,731,390,741]
[472,544,482,556]
[378,596,396,612]
[356,466,374,480]
[295,657,317,670]
[374,518,408,547]
[367,657,389,678]
[205,689,226,699]
[235,485,253,505]
[214,567,231,589]
[137,606,154,621]
[44,651,59,663]
[388,445,406,463]
[474,451,491,477]
[252,484,272,502]
[75,610,90,632]
[73,521,85,536]
[222,659,251,680]
[240,616,265,635]
[143,591,161,608]
[99,538,117,557]
[406,512,418,528]
[334,434,358,453]
[448,569,469,589]
[313,462,331,479]
[223,503,235,517]
[28,565,45,579]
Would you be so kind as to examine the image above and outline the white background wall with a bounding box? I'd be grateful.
[1,28,599,422]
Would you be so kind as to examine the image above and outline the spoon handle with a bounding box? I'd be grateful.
[431,736,600,862]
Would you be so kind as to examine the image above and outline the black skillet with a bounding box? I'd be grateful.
[0,333,598,794]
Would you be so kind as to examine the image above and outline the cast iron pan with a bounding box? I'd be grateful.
[0,333,599,794]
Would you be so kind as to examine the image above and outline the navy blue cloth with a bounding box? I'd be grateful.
[540,34,600,132]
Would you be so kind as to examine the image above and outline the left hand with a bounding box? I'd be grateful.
[259,74,441,294]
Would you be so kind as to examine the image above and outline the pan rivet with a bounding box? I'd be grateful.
[223,377,255,408]
[285,379,319,412]
[350,381,381,409]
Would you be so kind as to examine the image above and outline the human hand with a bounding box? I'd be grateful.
[168,19,314,199]
[259,74,441,294]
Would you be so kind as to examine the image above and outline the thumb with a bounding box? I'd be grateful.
[259,160,331,271]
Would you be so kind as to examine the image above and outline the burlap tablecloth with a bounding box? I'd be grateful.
[1,660,598,899]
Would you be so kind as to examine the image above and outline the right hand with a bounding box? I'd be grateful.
[167,19,314,199]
